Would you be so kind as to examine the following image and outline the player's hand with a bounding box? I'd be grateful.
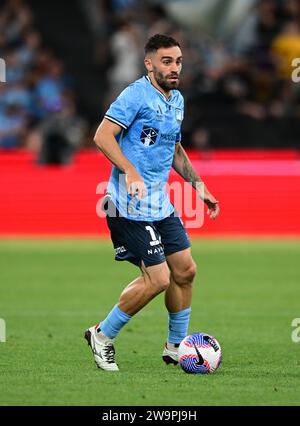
[125,168,147,200]
[203,190,220,220]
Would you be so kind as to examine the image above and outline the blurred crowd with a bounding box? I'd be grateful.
[1,0,300,160]
[90,0,300,150]
[0,0,87,163]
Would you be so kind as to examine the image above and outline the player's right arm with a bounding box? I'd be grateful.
[94,118,146,199]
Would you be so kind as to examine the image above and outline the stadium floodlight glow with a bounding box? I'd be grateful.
[0,58,6,83]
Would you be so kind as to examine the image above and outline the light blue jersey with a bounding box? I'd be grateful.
[105,75,184,221]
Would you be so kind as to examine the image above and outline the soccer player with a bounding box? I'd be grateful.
[85,34,220,371]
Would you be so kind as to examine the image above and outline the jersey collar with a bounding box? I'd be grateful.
[145,75,172,101]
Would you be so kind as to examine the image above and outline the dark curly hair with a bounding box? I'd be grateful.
[144,34,180,55]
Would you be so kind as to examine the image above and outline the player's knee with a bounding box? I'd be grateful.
[160,273,171,292]
[189,260,197,281]
[173,259,197,286]
[150,270,170,293]
[153,273,170,293]
[185,260,197,283]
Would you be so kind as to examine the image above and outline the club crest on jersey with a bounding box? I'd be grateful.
[175,108,183,122]
[140,126,159,147]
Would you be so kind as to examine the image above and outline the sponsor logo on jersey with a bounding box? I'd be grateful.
[160,133,176,142]
[175,108,183,122]
[156,104,164,121]
[140,126,159,146]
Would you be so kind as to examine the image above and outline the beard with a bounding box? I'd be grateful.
[153,68,180,91]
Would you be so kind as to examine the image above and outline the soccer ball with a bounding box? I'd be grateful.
[178,332,222,374]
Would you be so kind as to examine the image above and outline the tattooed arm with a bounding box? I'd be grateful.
[172,143,220,219]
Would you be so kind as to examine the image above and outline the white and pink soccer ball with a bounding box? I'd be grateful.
[178,333,222,374]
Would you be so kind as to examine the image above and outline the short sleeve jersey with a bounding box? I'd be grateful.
[105,76,184,221]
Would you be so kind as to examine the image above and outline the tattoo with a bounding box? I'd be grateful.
[174,143,202,188]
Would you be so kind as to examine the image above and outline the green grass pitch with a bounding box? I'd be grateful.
[0,239,299,406]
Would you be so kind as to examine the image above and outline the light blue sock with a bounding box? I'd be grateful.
[168,307,191,344]
[98,305,132,339]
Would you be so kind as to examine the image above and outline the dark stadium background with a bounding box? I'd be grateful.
[1,0,300,408]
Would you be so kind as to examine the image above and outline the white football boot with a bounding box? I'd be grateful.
[84,325,119,371]
[162,342,179,365]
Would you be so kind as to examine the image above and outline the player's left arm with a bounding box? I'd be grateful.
[172,142,220,219]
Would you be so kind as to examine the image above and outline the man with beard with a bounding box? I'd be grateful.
[85,34,220,371]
